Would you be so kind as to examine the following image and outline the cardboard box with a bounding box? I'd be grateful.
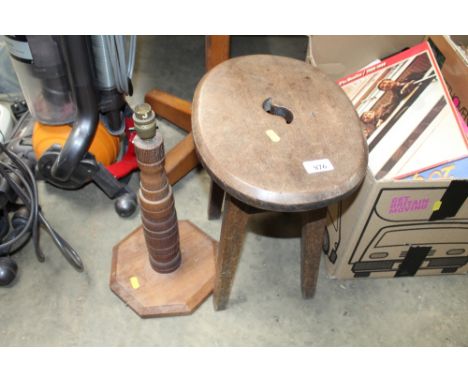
[322,41,468,279]
[427,36,468,127]
[307,36,424,80]
[325,171,468,278]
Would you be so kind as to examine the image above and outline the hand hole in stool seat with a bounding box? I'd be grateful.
[262,97,294,124]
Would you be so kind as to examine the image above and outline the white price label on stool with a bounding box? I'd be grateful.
[303,159,334,174]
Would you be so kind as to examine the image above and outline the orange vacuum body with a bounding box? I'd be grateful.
[32,120,120,166]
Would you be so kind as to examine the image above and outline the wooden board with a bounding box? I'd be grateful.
[192,55,368,212]
[145,89,192,133]
[205,36,230,71]
[165,133,198,185]
[110,220,217,318]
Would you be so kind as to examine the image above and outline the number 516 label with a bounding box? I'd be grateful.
[303,159,334,174]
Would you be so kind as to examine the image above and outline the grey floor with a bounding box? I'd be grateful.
[1,36,467,346]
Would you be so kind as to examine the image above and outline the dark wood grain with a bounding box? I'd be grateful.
[192,55,368,212]
[301,208,327,298]
[213,194,252,311]
[134,133,181,274]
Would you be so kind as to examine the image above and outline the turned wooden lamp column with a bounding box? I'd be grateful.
[133,104,181,274]
[110,103,217,318]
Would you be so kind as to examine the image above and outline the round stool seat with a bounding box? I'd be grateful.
[192,55,368,212]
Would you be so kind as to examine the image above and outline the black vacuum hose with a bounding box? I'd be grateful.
[51,35,99,181]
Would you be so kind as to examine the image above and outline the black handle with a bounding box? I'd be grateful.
[51,35,99,181]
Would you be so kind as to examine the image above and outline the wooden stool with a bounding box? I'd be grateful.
[192,55,368,310]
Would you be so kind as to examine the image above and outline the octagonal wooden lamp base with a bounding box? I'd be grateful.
[110,220,217,318]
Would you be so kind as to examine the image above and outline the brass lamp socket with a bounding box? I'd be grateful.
[133,103,157,139]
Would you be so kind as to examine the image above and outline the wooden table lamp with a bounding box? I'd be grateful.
[110,103,217,318]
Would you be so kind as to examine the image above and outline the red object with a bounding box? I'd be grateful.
[106,116,139,179]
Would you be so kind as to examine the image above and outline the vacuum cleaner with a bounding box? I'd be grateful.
[0,35,141,286]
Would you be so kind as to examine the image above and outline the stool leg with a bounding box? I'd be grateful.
[208,181,225,220]
[301,207,327,299]
[213,194,250,311]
